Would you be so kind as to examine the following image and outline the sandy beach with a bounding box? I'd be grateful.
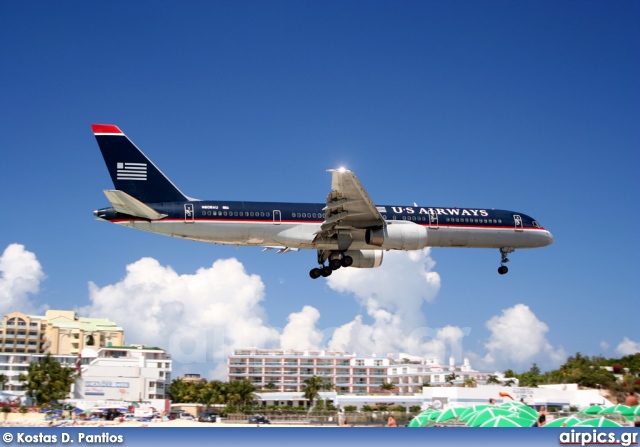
[0,413,323,428]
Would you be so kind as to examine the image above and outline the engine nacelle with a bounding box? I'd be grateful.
[365,222,428,250]
[344,250,383,268]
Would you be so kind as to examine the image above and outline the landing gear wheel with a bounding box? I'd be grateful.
[498,266,508,275]
[309,268,322,279]
[341,255,353,267]
[329,259,342,270]
[321,266,333,277]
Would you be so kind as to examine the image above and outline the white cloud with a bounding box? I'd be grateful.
[600,341,610,352]
[280,305,323,351]
[324,249,466,361]
[0,244,45,315]
[482,304,565,370]
[80,257,283,378]
[615,337,640,356]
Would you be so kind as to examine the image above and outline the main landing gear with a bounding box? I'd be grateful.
[498,247,514,275]
[309,252,353,279]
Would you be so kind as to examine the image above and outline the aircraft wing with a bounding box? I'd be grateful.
[103,190,168,220]
[317,169,385,237]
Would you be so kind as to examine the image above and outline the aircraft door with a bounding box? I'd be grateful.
[184,204,194,223]
[513,214,523,232]
[428,209,439,229]
[273,210,281,225]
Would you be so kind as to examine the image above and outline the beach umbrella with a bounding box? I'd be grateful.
[427,410,443,422]
[544,416,584,427]
[434,407,467,423]
[498,402,538,420]
[479,415,535,427]
[408,410,437,427]
[51,409,63,414]
[578,405,605,415]
[459,405,491,422]
[621,405,640,417]
[574,417,622,428]
[466,408,516,427]
[599,404,630,415]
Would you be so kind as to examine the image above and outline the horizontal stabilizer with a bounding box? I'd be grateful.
[103,190,168,220]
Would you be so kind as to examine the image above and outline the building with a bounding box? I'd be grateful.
[1,310,124,356]
[227,348,492,395]
[0,310,169,411]
[180,373,207,384]
[73,345,172,404]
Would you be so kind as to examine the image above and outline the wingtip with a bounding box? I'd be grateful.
[91,124,123,135]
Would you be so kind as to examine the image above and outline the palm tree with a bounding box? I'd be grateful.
[21,354,75,406]
[302,376,324,409]
[380,382,396,394]
[0,374,7,391]
[486,374,501,385]
[226,380,257,408]
[464,377,477,388]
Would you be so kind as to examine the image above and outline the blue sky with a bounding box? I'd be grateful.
[1,1,638,379]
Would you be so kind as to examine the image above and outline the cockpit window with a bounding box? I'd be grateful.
[532,221,541,228]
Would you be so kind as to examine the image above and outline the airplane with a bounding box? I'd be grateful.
[91,124,553,278]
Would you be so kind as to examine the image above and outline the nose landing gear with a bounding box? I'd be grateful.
[498,248,514,275]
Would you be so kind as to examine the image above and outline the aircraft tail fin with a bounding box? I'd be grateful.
[92,124,189,203]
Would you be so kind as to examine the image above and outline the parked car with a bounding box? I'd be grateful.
[168,411,196,421]
[123,413,137,422]
[248,415,271,424]
[198,412,218,422]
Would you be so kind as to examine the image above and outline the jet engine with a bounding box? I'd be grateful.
[343,250,383,268]
[365,222,428,250]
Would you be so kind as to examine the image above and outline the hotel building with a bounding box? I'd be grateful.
[227,348,488,395]
[0,310,124,356]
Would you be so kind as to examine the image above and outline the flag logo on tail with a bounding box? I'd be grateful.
[117,162,147,181]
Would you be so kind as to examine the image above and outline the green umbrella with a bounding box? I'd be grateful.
[408,411,435,427]
[407,409,439,427]
[498,402,538,420]
[574,417,622,428]
[578,405,606,415]
[427,410,443,422]
[434,407,467,423]
[600,404,630,415]
[479,415,535,427]
[467,408,517,427]
[543,416,584,427]
[459,405,491,422]
[621,405,640,417]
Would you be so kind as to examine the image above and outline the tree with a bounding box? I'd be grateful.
[486,375,501,385]
[303,376,331,409]
[380,382,396,394]
[20,354,75,406]
[225,380,257,407]
[0,374,7,391]
[445,373,459,385]
[463,377,477,388]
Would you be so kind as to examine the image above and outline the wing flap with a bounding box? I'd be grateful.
[103,190,168,220]
[317,169,385,237]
